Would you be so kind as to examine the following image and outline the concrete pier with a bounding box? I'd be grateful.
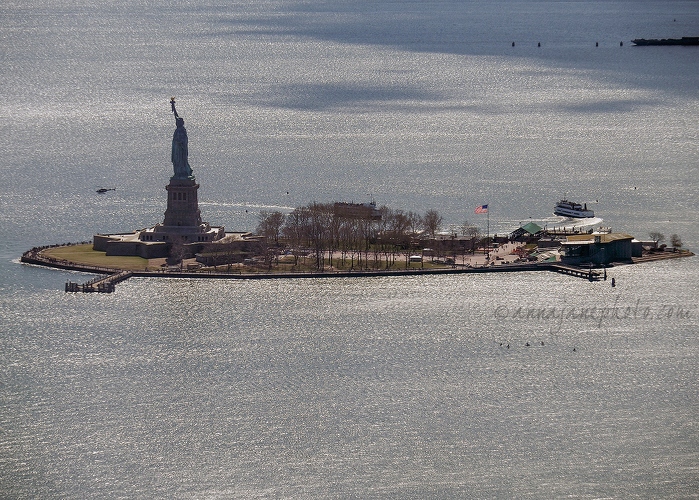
[65,271,132,293]
[550,264,602,281]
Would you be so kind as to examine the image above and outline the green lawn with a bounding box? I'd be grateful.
[42,244,149,271]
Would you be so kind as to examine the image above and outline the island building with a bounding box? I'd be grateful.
[560,232,642,265]
[94,99,225,258]
[333,201,382,220]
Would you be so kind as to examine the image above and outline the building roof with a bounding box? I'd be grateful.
[564,233,634,244]
[521,222,543,234]
[509,222,543,239]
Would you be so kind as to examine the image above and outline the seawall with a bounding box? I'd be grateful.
[21,246,693,293]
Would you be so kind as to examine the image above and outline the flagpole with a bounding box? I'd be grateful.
[487,208,490,260]
[474,204,489,261]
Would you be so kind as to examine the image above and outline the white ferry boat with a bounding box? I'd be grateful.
[554,199,594,218]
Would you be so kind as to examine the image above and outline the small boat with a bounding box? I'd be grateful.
[631,37,699,46]
[96,187,116,194]
[554,199,594,218]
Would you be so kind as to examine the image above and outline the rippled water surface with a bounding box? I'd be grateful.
[2,0,698,498]
[3,264,698,498]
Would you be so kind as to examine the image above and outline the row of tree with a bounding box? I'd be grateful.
[649,231,683,249]
[256,202,484,270]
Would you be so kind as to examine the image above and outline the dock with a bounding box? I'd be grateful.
[549,263,601,281]
[65,271,132,293]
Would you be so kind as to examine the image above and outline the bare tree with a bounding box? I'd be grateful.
[422,209,442,240]
[167,235,187,269]
[326,212,342,269]
[338,217,360,269]
[649,231,665,246]
[256,210,286,268]
[391,210,411,264]
[379,207,405,269]
[357,217,377,269]
[283,207,310,266]
[257,210,285,246]
[308,202,333,270]
[407,211,422,236]
[670,234,683,249]
[399,211,422,268]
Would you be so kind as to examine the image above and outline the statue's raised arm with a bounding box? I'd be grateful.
[169,98,194,180]
[170,97,179,119]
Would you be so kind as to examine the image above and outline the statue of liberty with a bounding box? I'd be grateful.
[170,98,194,179]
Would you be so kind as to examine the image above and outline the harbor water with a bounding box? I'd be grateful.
[2,0,698,497]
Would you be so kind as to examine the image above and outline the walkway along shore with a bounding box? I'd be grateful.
[20,245,694,293]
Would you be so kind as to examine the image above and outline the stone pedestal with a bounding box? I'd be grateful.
[139,177,225,245]
[163,178,202,227]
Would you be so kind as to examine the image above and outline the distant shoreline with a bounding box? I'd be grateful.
[20,247,547,279]
[20,244,694,288]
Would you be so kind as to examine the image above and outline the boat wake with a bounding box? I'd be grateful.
[199,201,295,212]
[548,216,603,230]
[497,215,603,235]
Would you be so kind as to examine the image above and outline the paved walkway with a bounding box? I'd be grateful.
[454,242,525,267]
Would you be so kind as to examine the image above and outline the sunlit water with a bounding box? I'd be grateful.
[2,0,698,497]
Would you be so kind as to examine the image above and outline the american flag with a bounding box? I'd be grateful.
[475,204,488,214]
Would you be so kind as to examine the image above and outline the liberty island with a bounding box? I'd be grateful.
[19,100,692,292]
[4,1,699,497]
